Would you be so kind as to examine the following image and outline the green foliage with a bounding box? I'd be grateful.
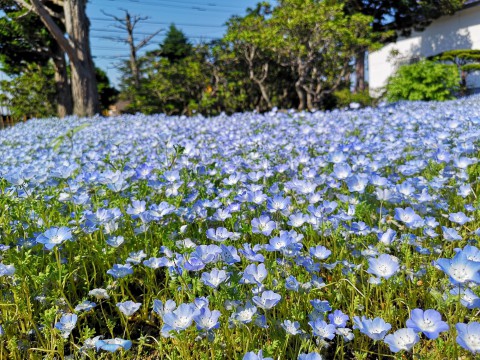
[0,64,56,119]
[95,67,119,112]
[386,60,460,102]
[158,24,193,63]
[333,88,375,108]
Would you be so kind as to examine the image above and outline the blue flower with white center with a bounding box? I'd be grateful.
[95,338,132,352]
[240,263,268,285]
[251,215,276,236]
[328,310,349,328]
[239,243,265,262]
[436,251,480,285]
[201,268,229,289]
[448,211,471,225]
[442,226,462,241]
[0,263,15,276]
[450,287,480,309]
[384,328,419,352]
[232,301,257,324]
[298,353,323,360]
[353,316,391,341]
[309,245,331,260]
[54,313,77,338]
[456,322,480,354]
[74,300,96,313]
[378,228,396,245]
[367,254,400,280]
[36,226,72,250]
[106,236,124,248]
[152,299,176,317]
[406,309,449,339]
[281,320,302,335]
[107,264,133,278]
[206,227,234,242]
[252,290,281,310]
[193,307,221,331]
[116,301,141,317]
[285,275,300,291]
[308,319,336,340]
[162,303,197,335]
[243,350,273,360]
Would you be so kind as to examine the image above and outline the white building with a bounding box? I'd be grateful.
[368,0,480,97]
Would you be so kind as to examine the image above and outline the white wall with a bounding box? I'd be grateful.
[368,5,480,97]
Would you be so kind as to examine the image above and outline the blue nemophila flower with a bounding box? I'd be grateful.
[456,322,480,354]
[333,163,351,180]
[285,275,300,291]
[107,263,133,278]
[239,243,265,262]
[309,245,331,260]
[378,229,396,245]
[442,226,462,241]
[88,288,110,300]
[74,300,96,312]
[328,310,349,328]
[36,227,72,250]
[116,301,141,317]
[449,212,471,225]
[460,245,480,262]
[310,299,332,313]
[126,250,147,264]
[353,316,391,341]
[106,235,124,248]
[252,290,281,310]
[367,254,400,280]
[251,215,276,236]
[243,350,273,360]
[232,301,257,324]
[384,328,419,352]
[436,251,480,285]
[206,227,234,242]
[54,313,77,338]
[0,325,4,337]
[393,207,424,229]
[450,287,480,309]
[281,320,303,335]
[95,338,132,352]
[162,303,197,335]
[298,353,323,360]
[336,327,354,341]
[0,263,15,276]
[220,244,241,264]
[406,309,449,339]
[240,263,268,285]
[193,307,221,331]
[201,268,229,289]
[153,299,176,317]
[308,319,336,340]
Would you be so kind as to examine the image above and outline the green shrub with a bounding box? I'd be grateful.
[386,59,460,102]
[333,88,375,108]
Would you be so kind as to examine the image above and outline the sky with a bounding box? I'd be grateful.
[87,0,264,88]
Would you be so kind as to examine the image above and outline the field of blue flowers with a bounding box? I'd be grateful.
[1,96,480,359]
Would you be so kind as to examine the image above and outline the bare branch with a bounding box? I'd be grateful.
[135,29,162,51]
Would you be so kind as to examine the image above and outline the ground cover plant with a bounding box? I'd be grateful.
[1,96,480,359]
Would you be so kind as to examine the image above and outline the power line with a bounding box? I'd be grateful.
[90,17,226,28]
[109,0,248,10]
[103,0,247,12]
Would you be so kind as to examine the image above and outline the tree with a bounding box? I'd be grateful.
[96,68,119,112]
[345,0,465,92]
[101,10,161,89]
[0,0,73,117]
[431,49,480,94]
[224,3,275,110]
[267,0,380,110]
[159,24,193,63]
[14,0,100,116]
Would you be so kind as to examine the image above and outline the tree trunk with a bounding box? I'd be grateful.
[51,44,73,118]
[125,13,140,89]
[355,50,366,93]
[295,79,306,110]
[63,0,100,116]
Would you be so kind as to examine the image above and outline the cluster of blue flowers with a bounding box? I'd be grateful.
[1,96,480,358]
